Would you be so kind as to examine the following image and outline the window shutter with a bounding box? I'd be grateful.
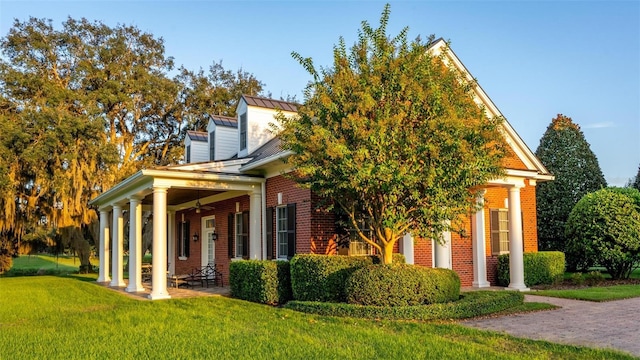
[242,211,249,258]
[209,131,215,161]
[490,209,500,255]
[183,220,190,257]
[186,145,191,163]
[228,213,234,258]
[287,203,296,259]
[266,207,274,260]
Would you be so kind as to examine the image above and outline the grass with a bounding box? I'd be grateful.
[531,285,640,302]
[10,254,98,273]
[0,276,633,359]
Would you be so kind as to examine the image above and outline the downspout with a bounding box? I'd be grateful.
[261,181,267,260]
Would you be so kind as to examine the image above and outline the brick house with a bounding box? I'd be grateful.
[90,39,553,300]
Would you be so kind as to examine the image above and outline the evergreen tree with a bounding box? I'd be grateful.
[535,114,607,258]
[630,163,640,191]
[278,5,507,264]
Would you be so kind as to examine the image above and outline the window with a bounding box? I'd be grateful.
[186,145,191,163]
[274,204,296,259]
[204,217,215,265]
[277,207,288,258]
[235,211,249,258]
[490,209,525,255]
[209,131,215,161]
[239,113,247,150]
[178,220,190,258]
[346,215,374,255]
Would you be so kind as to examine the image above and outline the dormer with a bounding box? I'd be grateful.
[236,95,298,158]
[206,115,238,161]
[184,131,208,163]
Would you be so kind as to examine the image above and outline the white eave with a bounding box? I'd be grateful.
[239,150,293,172]
[429,39,552,178]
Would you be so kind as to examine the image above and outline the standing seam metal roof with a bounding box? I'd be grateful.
[242,94,298,112]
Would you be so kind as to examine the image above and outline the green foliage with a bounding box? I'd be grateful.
[569,272,584,286]
[290,254,373,302]
[0,239,13,273]
[277,4,507,264]
[497,251,565,287]
[229,260,292,305]
[346,264,460,306]
[285,291,522,321]
[584,271,605,286]
[630,163,640,192]
[610,187,640,211]
[371,253,406,264]
[565,189,640,279]
[535,114,607,254]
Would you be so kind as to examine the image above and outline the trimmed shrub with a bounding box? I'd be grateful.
[229,260,291,305]
[584,271,605,286]
[290,254,373,302]
[285,291,523,321]
[565,189,640,279]
[497,251,565,287]
[371,253,406,264]
[569,272,584,286]
[346,264,460,306]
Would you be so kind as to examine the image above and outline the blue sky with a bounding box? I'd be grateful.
[1,1,638,186]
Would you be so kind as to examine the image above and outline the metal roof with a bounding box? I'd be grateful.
[209,114,238,128]
[187,130,208,142]
[242,94,298,112]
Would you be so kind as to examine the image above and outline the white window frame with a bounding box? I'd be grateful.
[276,206,288,259]
[491,208,510,255]
[239,113,247,150]
[235,212,244,258]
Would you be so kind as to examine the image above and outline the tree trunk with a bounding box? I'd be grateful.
[382,242,394,264]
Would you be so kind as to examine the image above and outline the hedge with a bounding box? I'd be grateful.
[290,254,373,302]
[229,260,292,305]
[346,264,459,306]
[285,291,524,321]
[497,251,565,287]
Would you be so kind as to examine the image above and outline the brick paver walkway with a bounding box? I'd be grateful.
[462,294,640,357]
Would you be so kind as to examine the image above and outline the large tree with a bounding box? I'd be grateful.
[535,114,607,256]
[630,163,640,191]
[0,17,266,268]
[277,5,507,264]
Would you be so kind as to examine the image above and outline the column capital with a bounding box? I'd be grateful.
[508,183,525,190]
[129,195,143,202]
[112,204,123,211]
[153,186,169,193]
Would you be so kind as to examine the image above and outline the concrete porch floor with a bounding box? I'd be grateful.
[98,279,231,300]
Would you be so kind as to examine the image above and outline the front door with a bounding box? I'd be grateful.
[202,216,216,267]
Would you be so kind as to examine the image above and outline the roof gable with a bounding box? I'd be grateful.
[241,94,298,112]
[428,39,551,176]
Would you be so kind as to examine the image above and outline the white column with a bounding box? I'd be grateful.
[167,210,176,276]
[126,197,145,292]
[434,231,452,269]
[249,190,262,259]
[507,185,529,291]
[400,233,414,264]
[97,209,111,283]
[110,205,125,287]
[149,186,171,300]
[472,191,490,288]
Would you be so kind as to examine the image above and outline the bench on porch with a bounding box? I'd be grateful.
[183,264,224,288]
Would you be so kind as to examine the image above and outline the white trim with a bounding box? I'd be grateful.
[239,150,294,172]
[201,214,216,268]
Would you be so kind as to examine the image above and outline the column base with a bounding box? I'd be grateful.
[506,284,530,292]
[125,285,146,293]
[472,281,491,288]
[97,276,111,283]
[109,279,126,287]
[148,292,171,300]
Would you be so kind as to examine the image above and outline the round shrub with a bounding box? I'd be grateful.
[345,264,460,306]
[565,189,640,279]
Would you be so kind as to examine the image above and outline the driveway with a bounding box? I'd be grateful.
[462,294,640,357]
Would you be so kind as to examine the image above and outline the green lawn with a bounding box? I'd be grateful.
[10,254,98,272]
[0,276,633,359]
[531,285,640,302]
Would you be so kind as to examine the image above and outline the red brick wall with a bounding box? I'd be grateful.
[265,175,311,258]
[173,195,250,285]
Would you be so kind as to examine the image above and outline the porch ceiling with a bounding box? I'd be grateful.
[140,188,223,206]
